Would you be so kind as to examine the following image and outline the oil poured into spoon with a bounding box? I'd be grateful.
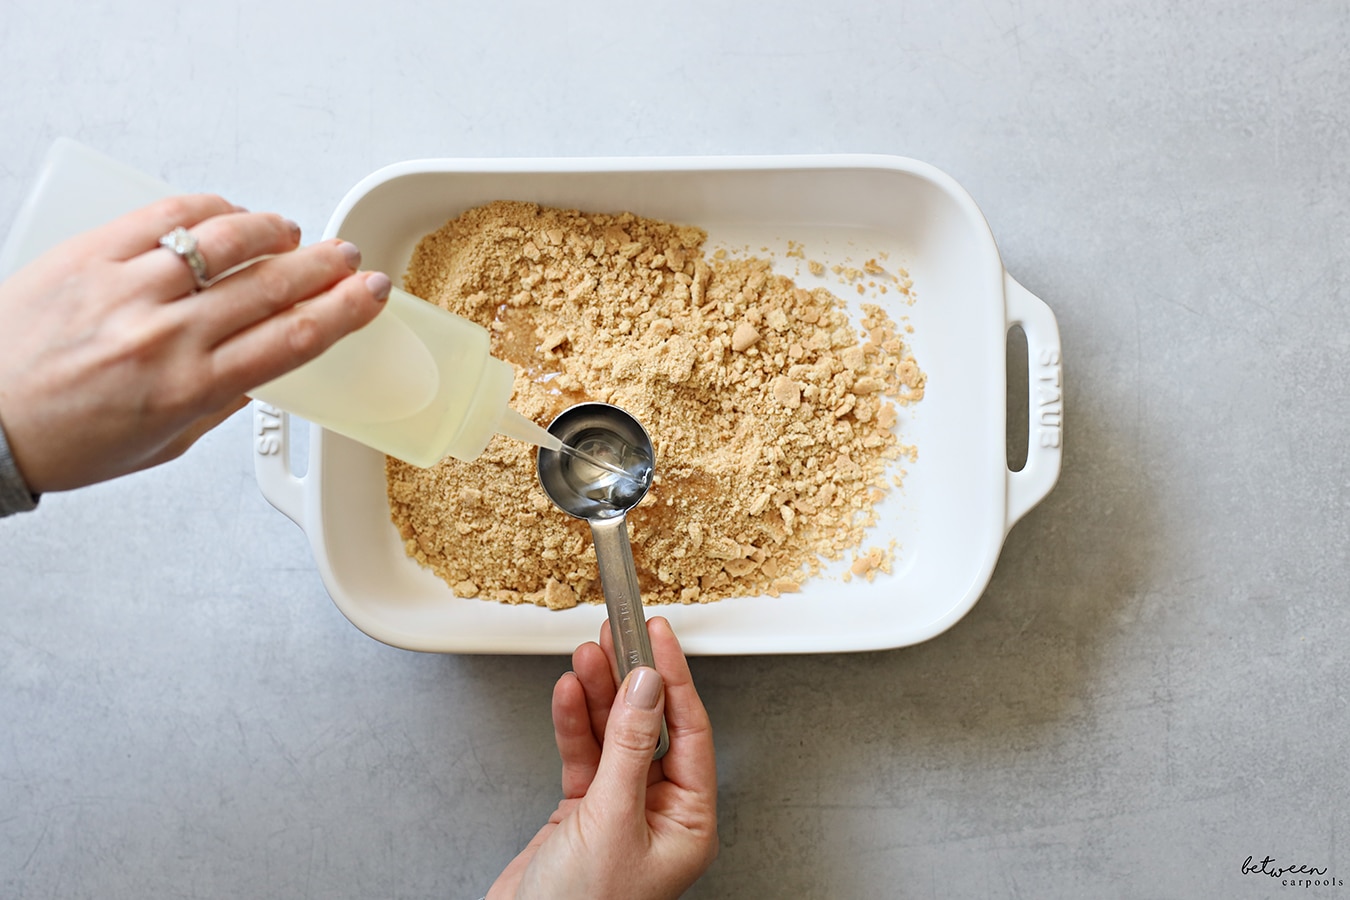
[498,407,650,502]
[563,431,653,509]
[560,438,643,483]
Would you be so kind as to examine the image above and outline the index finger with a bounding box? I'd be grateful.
[204,269,388,401]
[645,617,716,797]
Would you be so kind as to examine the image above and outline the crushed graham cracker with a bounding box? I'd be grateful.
[386,201,926,608]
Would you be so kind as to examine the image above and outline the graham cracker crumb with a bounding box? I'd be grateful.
[387,201,925,607]
[848,544,894,582]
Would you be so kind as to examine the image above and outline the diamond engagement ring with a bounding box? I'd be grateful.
[158,226,211,291]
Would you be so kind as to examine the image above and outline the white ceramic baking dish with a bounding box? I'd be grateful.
[253,154,1063,655]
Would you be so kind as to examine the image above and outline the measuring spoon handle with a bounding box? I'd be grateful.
[588,514,669,759]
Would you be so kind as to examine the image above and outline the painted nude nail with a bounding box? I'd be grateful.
[625,667,663,710]
[338,240,362,270]
[365,271,392,302]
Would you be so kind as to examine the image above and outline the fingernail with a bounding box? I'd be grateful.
[338,240,362,270]
[284,218,301,241]
[365,271,392,302]
[625,668,662,710]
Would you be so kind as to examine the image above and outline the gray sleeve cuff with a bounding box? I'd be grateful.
[0,414,39,517]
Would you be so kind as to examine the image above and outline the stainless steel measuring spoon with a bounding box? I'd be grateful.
[537,402,669,759]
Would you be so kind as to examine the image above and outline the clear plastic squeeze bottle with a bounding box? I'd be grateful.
[0,138,554,467]
[248,284,546,467]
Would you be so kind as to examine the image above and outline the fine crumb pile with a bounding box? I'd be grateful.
[387,201,926,608]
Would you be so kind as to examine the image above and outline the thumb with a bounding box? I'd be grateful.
[589,667,665,817]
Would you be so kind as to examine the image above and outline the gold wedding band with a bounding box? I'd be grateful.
[158,226,211,291]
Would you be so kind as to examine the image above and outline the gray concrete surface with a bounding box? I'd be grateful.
[2,1,1347,897]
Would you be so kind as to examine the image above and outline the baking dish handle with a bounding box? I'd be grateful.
[252,401,307,530]
[1004,274,1063,531]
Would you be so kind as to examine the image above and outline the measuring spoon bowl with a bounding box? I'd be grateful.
[537,403,653,518]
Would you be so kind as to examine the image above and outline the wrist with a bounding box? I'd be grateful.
[0,409,39,517]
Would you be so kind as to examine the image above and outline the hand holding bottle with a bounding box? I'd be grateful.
[0,194,390,493]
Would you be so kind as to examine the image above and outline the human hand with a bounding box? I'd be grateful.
[0,194,390,493]
[488,616,718,900]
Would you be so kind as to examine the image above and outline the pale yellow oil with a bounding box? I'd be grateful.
[252,288,525,466]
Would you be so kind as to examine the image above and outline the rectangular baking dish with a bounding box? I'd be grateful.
[253,155,1063,655]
